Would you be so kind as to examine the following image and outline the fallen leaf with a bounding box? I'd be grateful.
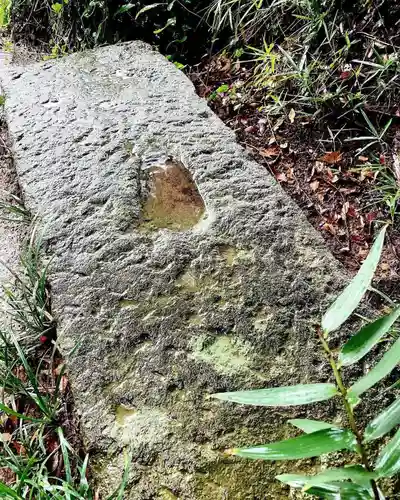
[273,116,284,131]
[288,108,296,123]
[12,442,26,455]
[341,201,349,217]
[320,222,336,235]
[260,145,280,158]
[365,211,378,223]
[347,205,357,217]
[59,375,69,394]
[276,172,287,182]
[351,234,365,243]
[1,433,12,443]
[315,161,325,172]
[318,151,342,164]
[358,155,369,162]
[310,180,319,191]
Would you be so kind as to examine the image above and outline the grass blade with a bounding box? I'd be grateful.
[348,336,400,399]
[0,402,46,423]
[229,428,357,460]
[375,427,400,477]
[288,418,338,433]
[213,383,338,406]
[57,428,72,484]
[322,226,387,333]
[364,398,400,442]
[0,482,20,499]
[339,307,400,366]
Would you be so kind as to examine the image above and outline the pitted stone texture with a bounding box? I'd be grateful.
[2,42,347,499]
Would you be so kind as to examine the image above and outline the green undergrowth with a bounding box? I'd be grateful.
[10,0,399,221]
[0,222,129,498]
[202,1,400,224]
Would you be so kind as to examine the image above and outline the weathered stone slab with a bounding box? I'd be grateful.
[1,42,347,499]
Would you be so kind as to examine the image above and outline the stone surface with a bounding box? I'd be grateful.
[1,42,348,499]
[0,120,24,325]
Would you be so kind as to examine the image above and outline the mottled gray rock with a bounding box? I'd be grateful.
[1,42,348,499]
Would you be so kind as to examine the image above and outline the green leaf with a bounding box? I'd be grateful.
[134,3,162,19]
[339,307,400,366]
[303,466,378,488]
[348,335,400,398]
[116,3,135,15]
[216,84,229,93]
[230,428,357,460]
[0,482,20,499]
[51,2,62,14]
[213,383,338,407]
[306,482,374,499]
[375,427,400,477]
[365,397,400,442]
[0,403,45,423]
[276,476,374,499]
[322,226,386,333]
[288,418,338,433]
[153,17,176,34]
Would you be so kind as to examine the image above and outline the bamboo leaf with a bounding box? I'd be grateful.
[230,428,357,460]
[134,3,163,19]
[303,466,378,488]
[322,226,386,333]
[306,482,374,499]
[213,383,338,407]
[288,418,338,433]
[339,307,400,366]
[365,397,400,442]
[375,427,400,477]
[348,336,400,398]
[276,476,373,499]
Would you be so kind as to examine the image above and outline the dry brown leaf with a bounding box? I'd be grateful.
[288,108,296,123]
[310,180,319,191]
[260,145,280,158]
[341,201,349,218]
[318,151,342,164]
[276,172,287,182]
[1,433,12,443]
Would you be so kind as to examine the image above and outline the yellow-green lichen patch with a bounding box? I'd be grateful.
[218,245,255,267]
[112,407,173,446]
[175,269,219,294]
[157,488,178,500]
[190,335,252,375]
[119,298,139,309]
[194,460,286,500]
[253,307,275,333]
[115,404,137,425]
[187,313,205,326]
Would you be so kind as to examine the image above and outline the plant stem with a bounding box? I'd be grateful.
[317,328,381,500]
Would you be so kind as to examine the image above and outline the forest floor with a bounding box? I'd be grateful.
[190,54,400,301]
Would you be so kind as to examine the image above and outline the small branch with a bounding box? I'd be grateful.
[317,328,381,500]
